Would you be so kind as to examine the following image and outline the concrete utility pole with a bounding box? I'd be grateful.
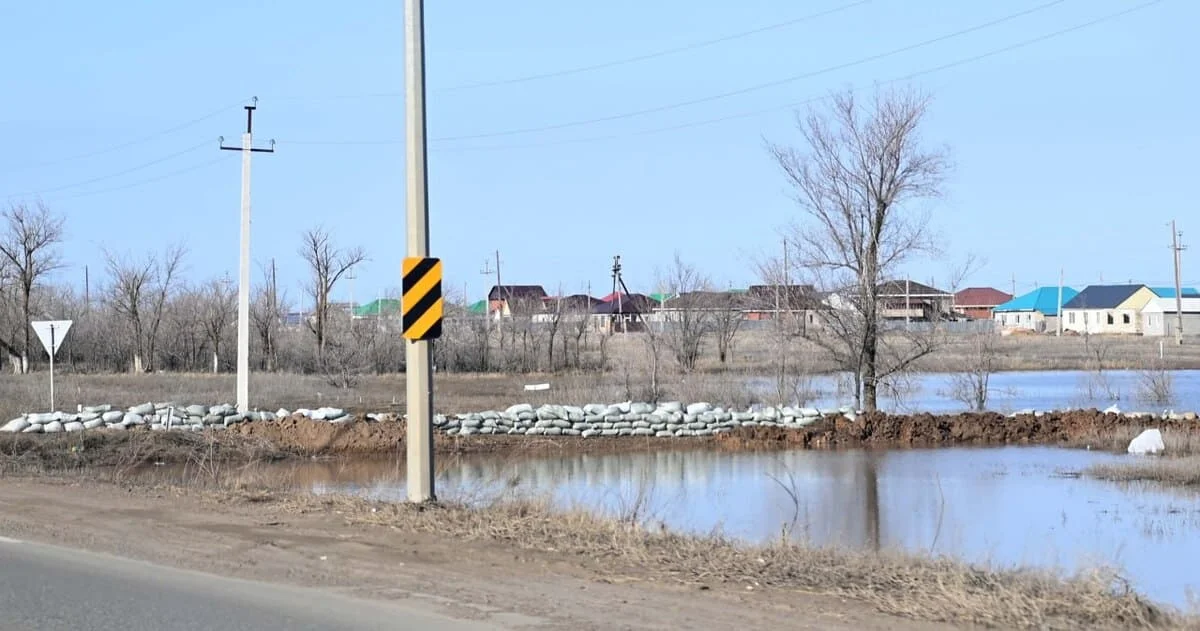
[1057,267,1064,336]
[479,258,495,369]
[1171,220,1187,345]
[220,98,275,414]
[405,0,435,503]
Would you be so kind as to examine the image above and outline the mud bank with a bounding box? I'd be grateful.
[4,409,1196,471]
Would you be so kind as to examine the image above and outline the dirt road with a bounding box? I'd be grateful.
[0,478,953,631]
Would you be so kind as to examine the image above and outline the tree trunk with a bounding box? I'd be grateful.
[8,353,20,375]
[862,315,878,411]
[21,290,31,374]
[212,350,219,374]
[133,353,144,374]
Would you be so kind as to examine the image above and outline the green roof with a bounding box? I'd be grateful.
[649,292,676,303]
[467,299,488,314]
[353,298,400,317]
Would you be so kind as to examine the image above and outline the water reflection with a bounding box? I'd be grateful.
[756,369,1200,413]
[274,447,1200,609]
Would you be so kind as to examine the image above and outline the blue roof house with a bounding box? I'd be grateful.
[993,286,1079,332]
[1149,287,1200,299]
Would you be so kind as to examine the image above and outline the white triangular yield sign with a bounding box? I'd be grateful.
[32,320,72,358]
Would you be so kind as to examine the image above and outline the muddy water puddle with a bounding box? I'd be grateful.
[145,446,1200,609]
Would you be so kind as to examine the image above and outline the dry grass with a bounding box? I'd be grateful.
[0,428,283,479]
[1062,427,1200,456]
[276,491,1188,630]
[1086,457,1200,489]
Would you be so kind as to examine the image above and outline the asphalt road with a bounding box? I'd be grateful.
[0,536,499,631]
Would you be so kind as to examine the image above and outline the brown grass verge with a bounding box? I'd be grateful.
[263,491,1183,630]
[1086,457,1200,489]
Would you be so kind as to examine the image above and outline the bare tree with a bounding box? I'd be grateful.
[658,254,713,372]
[711,291,744,364]
[250,262,287,371]
[299,227,366,363]
[752,254,819,406]
[104,245,185,372]
[199,276,237,373]
[947,332,1001,411]
[545,292,564,371]
[767,87,949,411]
[0,201,65,372]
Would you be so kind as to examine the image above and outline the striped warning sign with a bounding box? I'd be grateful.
[402,257,443,341]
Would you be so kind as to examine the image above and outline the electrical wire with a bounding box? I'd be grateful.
[0,99,249,175]
[276,0,1165,153]
[430,0,1069,142]
[52,155,235,201]
[440,0,873,91]
[11,140,214,197]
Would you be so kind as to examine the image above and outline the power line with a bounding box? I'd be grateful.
[429,0,1069,142]
[440,0,873,91]
[276,0,1165,153]
[51,155,234,200]
[9,140,213,197]
[0,99,249,175]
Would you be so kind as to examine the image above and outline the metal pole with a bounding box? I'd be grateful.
[1057,268,1064,336]
[1172,220,1185,344]
[49,325,55,412]
[405,0,435,503]
[236,128,252,413]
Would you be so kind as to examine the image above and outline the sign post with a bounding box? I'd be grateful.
[32,320,73,412]
[404,0,437,503]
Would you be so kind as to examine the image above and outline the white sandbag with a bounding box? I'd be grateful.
[685,402,712,415]
[129,403,155,415]
[64,421,85,432]
[2,417,30,432]
[276,408,291,419]
[101,411,124,423]
[82,419,105,430]
[43,421,64,433]
[123,413,145,425]
[22,424,43,433]
[1127,429,1165,455]
[28,412,56,424]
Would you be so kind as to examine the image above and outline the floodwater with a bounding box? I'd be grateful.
[243,446,1200,610]
[755,369,1200,414]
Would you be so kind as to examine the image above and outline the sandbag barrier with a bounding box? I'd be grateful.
[0,403,354,434]
[3,400,1195,437]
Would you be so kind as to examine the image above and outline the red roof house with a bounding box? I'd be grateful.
[954,287,1013,320]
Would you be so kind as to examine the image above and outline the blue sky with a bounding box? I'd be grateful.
[1,0,1192,308]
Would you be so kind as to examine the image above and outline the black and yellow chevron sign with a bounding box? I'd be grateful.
[402,256,443,341]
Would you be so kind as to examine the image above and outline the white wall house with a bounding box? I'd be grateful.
[1141,297,1200,337]
[1060,285,1151,335]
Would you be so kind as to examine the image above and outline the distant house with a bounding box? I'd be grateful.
[1142,297,1200,337]
[877,280,953,321]
[352,298,400,319]
[953,287,1012,320]
[1148,287,1200,299]
[1061,284,1153,335]
[487,285,548,318]
[593,292,656,333]
[741,285,818,319]
[993,287,1078,332]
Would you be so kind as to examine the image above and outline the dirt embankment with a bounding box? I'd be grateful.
[4,409,1195,471]
[715,410,1199,451]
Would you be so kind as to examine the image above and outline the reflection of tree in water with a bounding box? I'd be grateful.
[862,452,881,552]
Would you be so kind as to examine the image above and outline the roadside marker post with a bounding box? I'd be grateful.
[404,0,436,503]
[402,257,444,341]
[32,320,73,412]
